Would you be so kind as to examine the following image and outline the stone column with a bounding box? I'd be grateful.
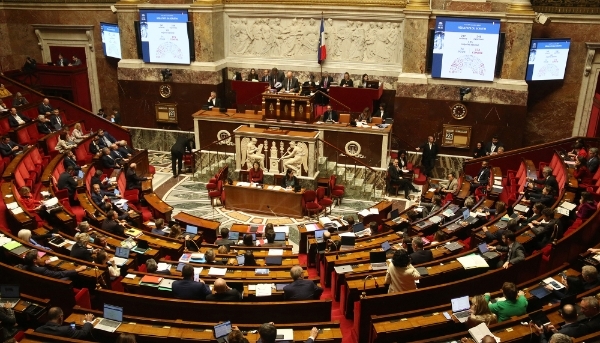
[190,1,224,62]
[500,13,535,80]
[401,9,431,75]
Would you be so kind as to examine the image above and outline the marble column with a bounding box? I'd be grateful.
[506,0,534,14]
[115,1,142,60]
[402,10,431,74]
[501,13,535,80]
[190,3,224,62]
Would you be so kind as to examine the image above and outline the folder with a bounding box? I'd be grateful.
[140,275,163,284]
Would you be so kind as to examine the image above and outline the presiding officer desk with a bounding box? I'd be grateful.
[64,305,342,343]
[224,181,305,218]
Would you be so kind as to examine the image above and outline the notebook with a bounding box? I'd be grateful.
[0,285,20,308]
[10,246,30,256]
[477,243,499,260]
[529,285,552,299]
[236,255,245,265]
[185,225,198,235]
[95,304,123,332]
[451,295,471,322]
[213,321,232,343]
[370,251,387,270]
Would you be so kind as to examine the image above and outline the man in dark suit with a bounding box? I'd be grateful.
[90,169,113,191]
[578,296,600,336]
[588,147,599,174]
[35,307,94,340]
[488,231,525,269]
[0,135,25,158]
[97,129,117,149]
[319,105,339,122]
[170,136,194,177]
[206,278,242,302]
[409,237,433,265]
[319,71,333,104]
[470,161,491,191]
[8,107,31,128]
[62,151,81,171]
[206,91,221,108]
[527,166,559,195]
[38,98,54,115]
[172,264,211,300]
[268,68,285,89]
[110,143,127,163]
[484,136,503,155]
[117,140,134,158]
[258,322,319,343]
[528,186,555,207]
[102,210,126,237]
[36,115,54,135]
[70,233,94,262]
[261,69,270,82]
[23,249,86,279]
[89,135,102,156]
[126,163,151,190]
[372,103,389,120]
[101,148,121,169]
[283,265,323,300]
[388,158,417,198]
[415,135,438,177]
[533,304,584,341]
[91,183,117,207]
[56,54,67,67]
[57,166,77,200]
[281,71,299,93]
[214,227,237,247]
[49,109,64,130]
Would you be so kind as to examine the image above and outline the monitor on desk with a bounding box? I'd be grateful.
[366,80,379,89]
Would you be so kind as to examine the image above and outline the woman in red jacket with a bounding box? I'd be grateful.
[248,161,264,184]
[574,156,592,184]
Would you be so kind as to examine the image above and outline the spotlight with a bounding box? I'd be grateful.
[535,13,550,25]
[161,69,172,82]
[459,87,471,102]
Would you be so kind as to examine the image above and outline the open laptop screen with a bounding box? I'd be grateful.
[115,247,129,259]
[451,296,470,312]
[214,321,232,339]
[185,225,198,234]
[352,223,365,233]
[104,304,123,322]
[477,243,488,254]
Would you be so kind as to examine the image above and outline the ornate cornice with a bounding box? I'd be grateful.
[532,5,600,14]
[222,0,406,7]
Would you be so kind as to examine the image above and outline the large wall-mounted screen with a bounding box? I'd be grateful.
[100,22,122,59]
[139,9,190,65]
[431,17,501,82]
[525,38,571,81]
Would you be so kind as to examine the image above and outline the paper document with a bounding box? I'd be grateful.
[560,202,576,211]
[5,202,18,210]
[514,204,529,213]
[10,208,23,215]
[158,279,175,290]
[112,257,128,267]
[248,285,257,291]
[274,226,290,234]
[267,249,284,256]
[0,236,12,246]
[304,224,319,232]
[207,267,227,276]
[468,323,500,343]
[44,197,59,207]
[556,207,570,216]
[369,208,379,215]
[428,188,437,192]
[40,191,51,197]
[334,265,354,274]
[157,263,170,271]
[125,273,136,279]
[494,180,502,186]
[358,209,371,217]
[319,217,332,226]
[543,277,565,290]
[457,254,489,269]
[272,186,282,191]
[193,267,204,282]
[339,232,356,237]
[255,284,272,297]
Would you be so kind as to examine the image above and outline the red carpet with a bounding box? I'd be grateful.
[298,254,354,343]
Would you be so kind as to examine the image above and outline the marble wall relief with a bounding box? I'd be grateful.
[240,137,309,176]
[228,17,402,64]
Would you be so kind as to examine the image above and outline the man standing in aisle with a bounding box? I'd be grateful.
[415,135,438,177]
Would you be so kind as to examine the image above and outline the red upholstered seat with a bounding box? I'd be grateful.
[208,180,223,206]
[73,287,91,309]
[329,175,345,205]
[316,186,333,215]
[302,190,322,219]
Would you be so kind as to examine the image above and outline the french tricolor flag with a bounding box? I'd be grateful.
[318,16,326,64]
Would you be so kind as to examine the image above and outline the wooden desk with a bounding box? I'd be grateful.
[262,91,315,123]
[2,182,35,233]
[224,182,305,218]
[173,212,220,244]
[328,85,383,113]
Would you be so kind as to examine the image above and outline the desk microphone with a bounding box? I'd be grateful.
[185,235,200,252]
[266,205,279,220]
[361,275,377,299]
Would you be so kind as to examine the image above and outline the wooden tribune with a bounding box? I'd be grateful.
[262,91,315,123]
[224,181,305,218]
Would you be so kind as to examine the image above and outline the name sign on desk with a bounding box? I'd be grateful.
[441,124,471,149]
[155,103,178,123]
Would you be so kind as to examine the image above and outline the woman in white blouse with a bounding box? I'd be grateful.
[385,249,421,293]
[95,249,120,279]
[71,123,89,143]
[55,132,77,153]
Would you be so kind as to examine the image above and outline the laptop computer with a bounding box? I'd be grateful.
[10,246,30,256]
[236,255,245,266]
[185,225,198,235]
[78,170,84,178]
[370,251,387,270]
[115,247,129,259]
[451,296,471,322]
[274,232,286,242]
[340,236,356,251]
[389,209,399,220]
[381,241,391,253]
[530,285,552,299]
[314,230,325,243]
[478,243,499,260]
[0,285,20,308]
[213,321,232,343]
[266,256,283,266]
[132,240,149,254]
[384,118,394,125]
[352,223,365,233]
[529,310,551,327]
[276,283,289,291]
[228,232,240,241]
[95,304,123,332]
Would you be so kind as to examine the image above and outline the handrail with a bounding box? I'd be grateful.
[201,133,234,151]
[316,138,377,173]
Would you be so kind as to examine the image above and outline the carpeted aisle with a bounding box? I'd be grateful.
[298,254,354,343]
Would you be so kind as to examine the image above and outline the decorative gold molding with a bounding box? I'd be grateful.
[507,1,535,14]
[532,6,600,14]
[405,0,430,10]
[222,0,406,7]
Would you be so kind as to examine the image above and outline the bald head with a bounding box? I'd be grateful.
[286,71,293,79]
[130,163,137,169]
[323,231,331,240]
[481,336,496,343]
[214,278,228,293]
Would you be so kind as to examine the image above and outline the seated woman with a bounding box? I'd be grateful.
[19,186,45,224]
[17,229,53,250]
[243,251,257,266]
[242,234,255,247]
[360,74,369,88]
[340,72,353,88]
[398,150,409,170]
[574,156,592,184]
[466,295,498,329]
[567,139,587,161]
[94,250,120,279]
[248,161,264,183]
[247,68,259,81]
[357,107,371,123]
[55,132,77,153]
[281,169,299,189]
[71,123,90,143]
[566,191,597,233]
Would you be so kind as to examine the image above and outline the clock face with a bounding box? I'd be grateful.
[451,103,467,120]
[159,84,172,99]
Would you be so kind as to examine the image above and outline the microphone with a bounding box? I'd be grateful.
[266,205,279,220]
[361,275,375,299]
[326,239,335,254]
[185,235,200,252]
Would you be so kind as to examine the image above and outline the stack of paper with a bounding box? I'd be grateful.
[112,257,128,267]
[358,209,371,217]
[334,265,353,274]
[468,323,500,343]
[237,182,251,187]
[369,208,379,215]
[157,263,171,271]
[274,226,290,234]
[0,236,12,246]
[267,249,284,256]
[457,254,489,269]
[560,202,576,211]
[158,279,175,290]
[514,204,529,213]
[208,267,227,276]
[193,267,203,282]
[304,224,319,232]
[5,202,18,210]
[319,217,332,226]
[556,207,570,216]
[255,284,272,297]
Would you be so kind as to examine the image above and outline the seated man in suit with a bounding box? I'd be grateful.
[439,172,458,194]
[258,322,319,343]
[268,67,285,90]
[214,227,237,247]
[146,258,171,275]
[206,278,242,302]
[487,231,525,269]
[57,166,77,201]
[49,109,64,130]
[150,218,167,236]
[527,207,557,249]
[172,264,211,300]
[283,265,323,300]
[280,71,299,93]
[388,158,418,198]
[101,210,126,237]
[62,151,81,171]
[588,147,599,174]
[38,98,54,115]
[96,128,117,149]
[372,103,389,120]
[0,135,25,158]
[35,307,94,340]
[110,143,128,163]
[409,237,433,265]
[470,161,491,191]
[8,107,31,128]
[89,135,102,157]
[526,166,558,195]
[90,169,114,191]
[23,249,86,279]
[525,185,555,207]
[126,163,152,191]
[532,304,584,341]
[117,140,134,158]
[36,115,54,135]
[318,105,339,123]
[206,91,221,108]
[482,218,519,243]
[101,147,121,169]
[485,136,503,156]
[90,183,118,207]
